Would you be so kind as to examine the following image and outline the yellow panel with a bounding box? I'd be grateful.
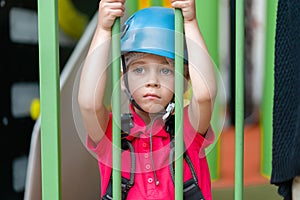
[162,0,172,7]
[58,0,88,39]
[139,0,151,9]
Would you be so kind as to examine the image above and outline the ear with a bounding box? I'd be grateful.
[121,72,126,92]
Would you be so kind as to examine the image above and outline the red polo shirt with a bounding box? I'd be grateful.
[87,104,214,200]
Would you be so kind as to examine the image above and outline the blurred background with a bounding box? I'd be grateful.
[0,0,281,199]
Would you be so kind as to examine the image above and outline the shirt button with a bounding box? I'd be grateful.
[145,164,151,170]
[147,178,153,183]
[144,154,149,159]
[142,143,147,148]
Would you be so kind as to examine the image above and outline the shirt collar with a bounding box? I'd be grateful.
[126,104,170,140]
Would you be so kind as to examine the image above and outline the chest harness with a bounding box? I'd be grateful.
[102,113,205,200]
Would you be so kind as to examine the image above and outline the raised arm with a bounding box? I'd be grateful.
[171,0,217,134]
[78,0,125,143]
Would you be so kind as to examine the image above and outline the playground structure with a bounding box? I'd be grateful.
[21,0,279,199]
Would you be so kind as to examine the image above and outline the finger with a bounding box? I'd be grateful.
[100,1,125,15]
[102,0,125,3]
[170,0,192,8]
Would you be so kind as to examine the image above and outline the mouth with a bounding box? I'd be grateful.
[144,93,160,100]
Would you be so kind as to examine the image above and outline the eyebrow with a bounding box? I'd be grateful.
[130,60,170,67]
[129,60,146,66]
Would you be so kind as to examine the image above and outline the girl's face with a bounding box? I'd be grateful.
[123,53,175,115]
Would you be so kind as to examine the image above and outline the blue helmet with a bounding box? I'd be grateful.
[121,6,187,61]
[120,7,187,113]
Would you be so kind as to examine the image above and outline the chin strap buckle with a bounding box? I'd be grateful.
[162,102,175,121]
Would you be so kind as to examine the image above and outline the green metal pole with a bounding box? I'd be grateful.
[174,8,184,200]
[196,0,220,181]
[235,0,245,199]
[112,18,122,200]
[261,0,278,178]
[37,0,61,199]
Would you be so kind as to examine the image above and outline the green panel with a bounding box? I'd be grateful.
[125,0,139,17]
[151,0,162,6]
[261,0,278,178]
[196,0,219,67]
[196,0,220,181]
[235,0,245,199]
[207,141,220,181]
[37,0,61,199]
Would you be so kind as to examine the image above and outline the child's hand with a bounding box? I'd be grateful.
[97,0,126,31]
[170,0,196,22]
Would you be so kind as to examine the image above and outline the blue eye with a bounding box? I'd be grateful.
[133,67,144,74]
[161,68,173,75]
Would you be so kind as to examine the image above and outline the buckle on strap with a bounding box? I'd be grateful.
[121,177,134,193]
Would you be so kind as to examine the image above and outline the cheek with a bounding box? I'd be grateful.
[128,77,143,92]
[162,79,175,91]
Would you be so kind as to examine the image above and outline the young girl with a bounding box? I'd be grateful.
[78,0,217,199]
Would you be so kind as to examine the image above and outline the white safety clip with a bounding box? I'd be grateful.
[162,102,175,121]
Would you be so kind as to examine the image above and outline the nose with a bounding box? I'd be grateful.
[146,81,160,88]
[145,71,160,88]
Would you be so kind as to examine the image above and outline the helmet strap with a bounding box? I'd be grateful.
[121,55,147,113]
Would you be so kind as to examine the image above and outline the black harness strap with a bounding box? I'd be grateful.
[169,139,205,200]
[102,140,135,200]
[102,113,205,200]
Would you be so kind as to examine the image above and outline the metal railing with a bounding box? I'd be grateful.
[235,0,245,199]
[37,0,278,199]
[37,0,61,199]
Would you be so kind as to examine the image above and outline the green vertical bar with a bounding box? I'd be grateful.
[37,0,61,200]
[112,18,122,200]
[151,0,162,6]
[174,8,184,200]
[261,0,278,178]
[196,0,220,181]
[235,0,244,199]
